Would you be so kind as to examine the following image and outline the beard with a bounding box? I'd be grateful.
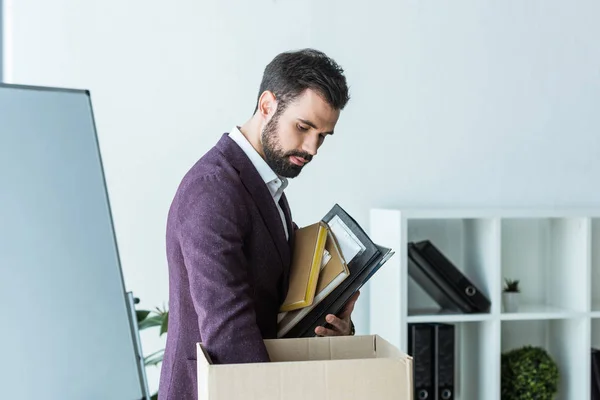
[261,114,312,178]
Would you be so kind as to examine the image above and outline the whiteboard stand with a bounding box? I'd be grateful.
[126,291,151,400]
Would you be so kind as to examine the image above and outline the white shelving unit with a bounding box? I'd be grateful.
[368,208,600,400]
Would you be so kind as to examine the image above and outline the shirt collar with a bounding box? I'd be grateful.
[228,126,288,195]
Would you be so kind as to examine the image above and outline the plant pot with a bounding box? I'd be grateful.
[503,292,520,312]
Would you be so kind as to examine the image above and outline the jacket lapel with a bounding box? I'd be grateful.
[278,192,294,299]
[216,134,291,268]
[279,192,294,246]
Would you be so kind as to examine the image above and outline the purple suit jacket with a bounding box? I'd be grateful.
[158,133,295,399]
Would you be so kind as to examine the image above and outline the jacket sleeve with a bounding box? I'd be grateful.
[175,174,270,364]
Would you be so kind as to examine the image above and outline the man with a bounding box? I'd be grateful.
[158,48,358,399]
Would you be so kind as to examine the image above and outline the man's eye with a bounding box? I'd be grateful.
[297,124,309,131]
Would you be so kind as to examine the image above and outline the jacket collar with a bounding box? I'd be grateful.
[215,133,291,269]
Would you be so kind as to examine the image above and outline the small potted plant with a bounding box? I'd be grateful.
[503,278,520,312]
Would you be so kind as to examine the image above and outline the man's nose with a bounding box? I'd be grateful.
[302,136,319,157]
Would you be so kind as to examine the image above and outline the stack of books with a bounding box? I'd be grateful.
[277,204,394,338]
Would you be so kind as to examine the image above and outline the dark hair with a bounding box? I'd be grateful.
[254,48,350,115]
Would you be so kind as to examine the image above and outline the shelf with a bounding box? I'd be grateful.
[406,320,500,400]
[397,208,600,220]
[406,217,497,315]
[500,304,581,320]
[501,217,589,313]
[455,321,500,400]
[407,308,492,323]
[406,304,581,323]
[501,318,589,400]
[368,208,600,400]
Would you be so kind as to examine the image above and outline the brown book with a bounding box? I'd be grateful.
[279,221,328,312]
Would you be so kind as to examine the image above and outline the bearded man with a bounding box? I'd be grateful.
[159,48,358,400]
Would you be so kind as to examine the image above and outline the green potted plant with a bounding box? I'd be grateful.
[503,278,520,312]
[501,345,559,399]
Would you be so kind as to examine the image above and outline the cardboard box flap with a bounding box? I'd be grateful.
[197,335,410,364]
[196,335,413,400]
[264,335,377,362]
[373,335,414,396]
[373,334,412,361]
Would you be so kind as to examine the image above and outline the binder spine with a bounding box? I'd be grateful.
[408,323,434,400]
[409,323,456,400]
[434,323,455,400]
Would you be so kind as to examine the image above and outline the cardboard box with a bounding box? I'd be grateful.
[196,334,413,400]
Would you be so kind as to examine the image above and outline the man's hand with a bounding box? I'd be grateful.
[314,291,360,336]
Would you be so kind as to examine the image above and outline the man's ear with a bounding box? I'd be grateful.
[258,90,278,121]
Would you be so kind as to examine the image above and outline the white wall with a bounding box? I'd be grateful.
[4,0,600,393]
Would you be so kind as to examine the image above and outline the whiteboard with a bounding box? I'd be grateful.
[0,84,144,400]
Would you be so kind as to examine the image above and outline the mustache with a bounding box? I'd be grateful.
[285,150,312,163]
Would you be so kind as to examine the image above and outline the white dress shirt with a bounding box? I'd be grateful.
[229,126,289,239]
